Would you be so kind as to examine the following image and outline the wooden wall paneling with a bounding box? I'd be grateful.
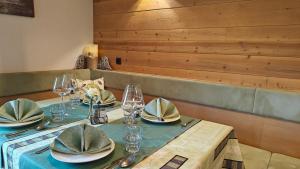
[94,0,300,92]
[266,77,300,92]
[94,0,254,15]
[97,40,300,58]
[95,25,300,43]
[94,0,194,15]
[108,87,300,158]
[94,0,300,31]
[99,49,300,79]
[99,49,300,91]
[106,64,268,88]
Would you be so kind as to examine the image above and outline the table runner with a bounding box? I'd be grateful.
[0,102,120,168]
[8,110,199,169]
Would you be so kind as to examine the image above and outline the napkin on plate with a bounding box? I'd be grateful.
[0,99,44,123]
[81,85,101,103]
[50,124,112,154]
[96,90,116,104]
[143,98,180,120]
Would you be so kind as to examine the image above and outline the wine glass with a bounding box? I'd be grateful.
[121,84,145,125]
[53,75,72,116]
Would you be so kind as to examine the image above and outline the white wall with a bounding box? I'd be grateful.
[0,0,93,73]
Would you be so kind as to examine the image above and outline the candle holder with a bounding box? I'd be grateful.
[90,105,108,125]
[88,97,94,120]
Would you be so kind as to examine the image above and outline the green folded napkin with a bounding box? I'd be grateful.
[0,99,44,123]
[50,124,112,155]
[144,98,180,120]
[81,85,101,103]
[82,88,116,105]
[96,90,116,104]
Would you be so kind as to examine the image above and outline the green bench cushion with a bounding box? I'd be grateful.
[240,143,271,169]
[1,69,300,124]
[91,70,255,113]
[268,153,300,169]
[253,89,300,123]
[0,69,90,97]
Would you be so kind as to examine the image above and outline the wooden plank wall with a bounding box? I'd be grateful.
[93,0,300,92]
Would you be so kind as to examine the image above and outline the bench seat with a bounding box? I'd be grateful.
[240,144,300,169]
[240,144,271,169]
[268,153,300,169]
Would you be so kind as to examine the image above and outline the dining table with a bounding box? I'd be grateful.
[0,97,245,169]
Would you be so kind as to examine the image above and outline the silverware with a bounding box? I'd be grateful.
[119,154,136,168]
[102,155,129,169]
[5,120,51,138]
[35,146,50,154]
[181,119,194,127]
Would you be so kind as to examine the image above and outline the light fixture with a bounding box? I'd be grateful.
[83,44,98,70]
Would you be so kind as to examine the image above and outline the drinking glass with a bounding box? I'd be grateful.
[53,75,71,116]
[69,75,81,109]
[50,104,64,122]
[90,105,108,125]
[121,84,145,125]
[124,125,142,154]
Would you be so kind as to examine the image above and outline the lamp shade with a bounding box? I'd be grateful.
[83,44,98,58]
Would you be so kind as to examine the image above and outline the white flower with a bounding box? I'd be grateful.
[85,88,99,98]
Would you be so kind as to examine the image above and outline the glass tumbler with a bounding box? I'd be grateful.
[70,91,81,109]
[50,104,65,122]
[124,125,142,154]
[90,105,108,125]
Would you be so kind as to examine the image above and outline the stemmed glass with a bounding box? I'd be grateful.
[121,84,145,125]
[53,74,72,116]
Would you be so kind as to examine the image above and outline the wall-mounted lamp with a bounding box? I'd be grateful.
[83,44,98,70]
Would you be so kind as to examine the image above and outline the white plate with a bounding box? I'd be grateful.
[51,139,115,163]
[0,115,44,128]
[141,111,181,123]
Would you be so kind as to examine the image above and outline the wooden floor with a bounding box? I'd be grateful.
[1,89,300,158]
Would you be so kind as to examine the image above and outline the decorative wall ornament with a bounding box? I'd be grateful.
[98,56,112,70]
[75,55,88,69]
[0,0,35,17]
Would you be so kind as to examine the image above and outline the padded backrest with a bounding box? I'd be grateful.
[253,89,300,122]
[0,69,90,97]
[91,70,256,113]
[92,70,300,123]
[1,69,299,123]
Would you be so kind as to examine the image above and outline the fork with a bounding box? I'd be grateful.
[35,146,50,154]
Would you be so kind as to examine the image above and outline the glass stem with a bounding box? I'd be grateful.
[89,98,93,119]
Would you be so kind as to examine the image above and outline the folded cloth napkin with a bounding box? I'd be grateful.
[0,99,44,123]
[81,84,101,103]
[50,124,112,154]
[143,98,180,120]
[96,90,116,104]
